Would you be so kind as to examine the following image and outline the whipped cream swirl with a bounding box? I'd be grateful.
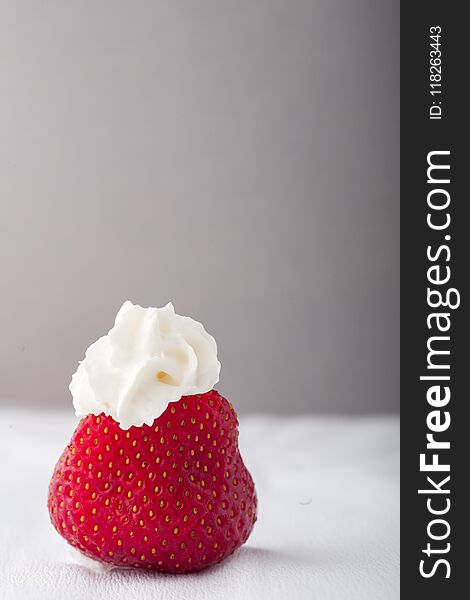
[70,301,221,429]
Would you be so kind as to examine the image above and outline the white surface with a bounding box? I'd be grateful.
[0,410,399,600]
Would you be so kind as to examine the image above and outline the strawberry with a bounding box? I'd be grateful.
[48,390,257,572]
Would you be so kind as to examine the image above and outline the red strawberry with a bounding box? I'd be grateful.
[48,390,257,572]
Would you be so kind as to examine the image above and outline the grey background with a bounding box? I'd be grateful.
[0,1,399,414]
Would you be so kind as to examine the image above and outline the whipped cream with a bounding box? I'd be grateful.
[70,301,220,429]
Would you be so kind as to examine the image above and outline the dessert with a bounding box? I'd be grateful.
[48,301,257,572]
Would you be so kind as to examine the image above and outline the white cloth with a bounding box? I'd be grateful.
[0,409,399,600]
